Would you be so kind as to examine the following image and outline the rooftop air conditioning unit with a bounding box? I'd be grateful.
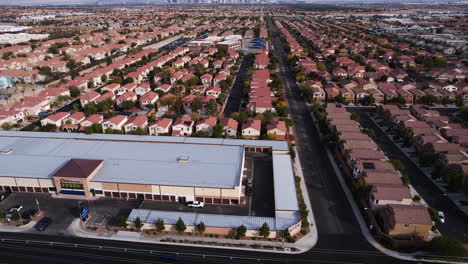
[0,149,13,155]
[177,156,190,163]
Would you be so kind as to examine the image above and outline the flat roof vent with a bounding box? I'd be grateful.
[177,156,190,163]
[0,149,13,155]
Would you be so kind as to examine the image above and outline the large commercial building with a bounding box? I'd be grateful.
[0,131,290,205]
[0,131,301,237]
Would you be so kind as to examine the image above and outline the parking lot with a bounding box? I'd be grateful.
[246,152,275,217]
[0,192,78,235]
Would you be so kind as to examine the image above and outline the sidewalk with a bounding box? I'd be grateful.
[0,220,37,232]
[68,218,304,254]
[292,145,318,252]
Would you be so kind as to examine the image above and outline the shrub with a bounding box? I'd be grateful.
[134,217,143,229]
[175,217,186,233]
[429,236,467,257]
[235,225,247,239]
[155,218,165,232]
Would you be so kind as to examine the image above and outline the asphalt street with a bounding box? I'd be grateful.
[223,56,249,117]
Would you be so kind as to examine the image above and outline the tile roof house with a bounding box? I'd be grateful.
[80,91,100,107]
[196,116,217,136]
[116,91,137,106]
[242,119,261,139]
[139,91,159,107]
[40,112,70,127]
[371,184,412,208]
[155,84,172,93]
[266,120,287,140]
[172,116,194,137]
[206,86,221,98]
[377,204,432,241]
[220,118,238,138]
[79,114,104,131]
[102,115,128,132]
[148,118,173,136]
[124,115,148,134]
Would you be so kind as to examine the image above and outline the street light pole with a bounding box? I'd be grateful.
[35,198,41,212]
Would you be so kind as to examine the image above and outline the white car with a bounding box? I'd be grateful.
[438,211,445,223]
[187,201,204,208]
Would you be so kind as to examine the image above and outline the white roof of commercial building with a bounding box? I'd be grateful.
[0,132,243,188]
[272,154,299,212]
[127,209,300,231]
[0,131,289,151]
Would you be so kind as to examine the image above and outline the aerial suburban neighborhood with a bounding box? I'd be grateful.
[0,1,466,264]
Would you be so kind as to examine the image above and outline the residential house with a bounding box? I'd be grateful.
[172,116,194,136]
[124,115,148,134]
[148,118,173,136]
[242,119,261,139]
[220,118,238,138]
[40,112,70,127]
[102,115,128,132]
[266,120,287,140]
[196,116,217,136]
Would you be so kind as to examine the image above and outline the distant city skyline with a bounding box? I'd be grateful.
[0,0,464,6]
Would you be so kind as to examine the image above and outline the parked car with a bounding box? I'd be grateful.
[187,201,204,208]
[6,205,23,221]
[34,217,51,231]
[438,211,445,223]
[247,178,253,187]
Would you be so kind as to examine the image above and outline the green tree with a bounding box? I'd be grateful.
[190,97,202,113]
[419,152,434,167]
[0,209,5,219]
[235,224,247,239]
[134,217,143,229]
[363,95,375,106]
[117,216,128,228]
[69,86,81,98]
[419,94,438,105]
[443,165,465,192]
[334,95,346,104]
[196,221,206,233]
[350,112,361,122]
[458,106,468,123]
[390,159,405,171]
[206,99,218,116]
[212,124,224,138]
[155,218,165,232]
[258,222,270,238]
[175,217,186,232]
[84,103,98,115]
[10,209,20,221]
[430,236,467,257]
[121,100,136,110]
[135,127,145,135]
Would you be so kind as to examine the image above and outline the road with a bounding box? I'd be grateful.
[352,108,468,244]
[223,56,250,117]
[265,17,414,264]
